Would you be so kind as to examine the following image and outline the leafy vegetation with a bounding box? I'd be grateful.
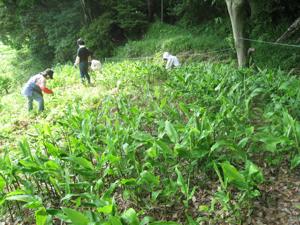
[0,0,299,224]
[1,48,300,223]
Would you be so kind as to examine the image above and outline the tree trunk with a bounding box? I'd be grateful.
[147,0,154,22]
[80,0,92,23]
[226,0,249,68]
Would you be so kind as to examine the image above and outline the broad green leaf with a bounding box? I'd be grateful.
[198,205,209,212]
[19,160,41,171]
[156,140,172,155]
[151,190,161,202]
[245,160,264,183]
[238,137,249,148]
[44,160,61,171]
[68,157,94,170]
[109,216,122,225]
[175,167,188,195]
[0,176,6,192]
[6,189,26,196]
[210,140,235,154]
[132,132,153,142]
[139,171,159,187]
[0,197,5,206]
[60,194,78,202]
[6,194,36,202]
[291,154,300,169]
[146,147,157,158]
[165,121,179,143]
[19,139,33,160]
[140,216,155,225]
[220,161,248,190]
[97,205,113,214]
[44,142,60,157]
[121,208,139,225]
[35,207,47,225]
[62,208,89,225]
[103,181,118,198]
[259,136,288,152]
[23,200,43,209]
[120,178,137,186]
[178,102,189,116]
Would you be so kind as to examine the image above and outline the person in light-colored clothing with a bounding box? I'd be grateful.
[90,59,101,71]
[163,52,180,69]
[22,68,54,112]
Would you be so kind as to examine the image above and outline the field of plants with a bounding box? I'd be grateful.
[1,47,300,224]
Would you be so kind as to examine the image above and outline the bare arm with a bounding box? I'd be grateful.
[74,56,80,65]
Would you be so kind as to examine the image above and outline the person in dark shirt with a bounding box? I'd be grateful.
[74,38,92,84]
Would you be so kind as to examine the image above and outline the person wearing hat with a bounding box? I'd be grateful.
[74,38,92,84]
[162,52,180,70]
[22,68,54,112]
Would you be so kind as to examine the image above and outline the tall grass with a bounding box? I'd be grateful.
[114,21,231,58]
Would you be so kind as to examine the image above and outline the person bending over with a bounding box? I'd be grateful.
[163,52,180,70]
[22,68,54,112]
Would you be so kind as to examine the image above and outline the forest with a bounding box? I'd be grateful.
[0,0,300,224]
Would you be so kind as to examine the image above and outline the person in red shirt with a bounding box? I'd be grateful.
[22,68,54,112]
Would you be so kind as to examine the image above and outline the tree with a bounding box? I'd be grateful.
[225,0,250,68]
[146,0,155,22]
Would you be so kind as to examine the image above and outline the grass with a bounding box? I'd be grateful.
[114,21,231,59]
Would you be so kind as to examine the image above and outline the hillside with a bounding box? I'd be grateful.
[1,36,300,224]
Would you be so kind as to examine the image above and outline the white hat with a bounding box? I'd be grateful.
[163,52,169,59]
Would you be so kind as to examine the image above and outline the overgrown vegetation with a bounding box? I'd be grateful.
[0,0,300,224]
[1,51,300,223]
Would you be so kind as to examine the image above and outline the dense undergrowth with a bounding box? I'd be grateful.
[0,18,300,224]
[1,21,299,97]
[1,53,300,224]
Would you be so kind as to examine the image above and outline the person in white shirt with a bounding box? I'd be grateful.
[163,52,180,69]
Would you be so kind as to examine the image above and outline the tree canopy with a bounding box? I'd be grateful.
[0,0,299,64]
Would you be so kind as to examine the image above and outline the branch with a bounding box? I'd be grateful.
[276,17,300,43]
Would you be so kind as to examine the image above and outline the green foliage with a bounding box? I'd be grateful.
[168,0,226,26]
[115,21,230,58]
[43,1,82,62]
[62,208,89,225]
[0,76,11,95]
[1,42,300,224]
[80,13,116,58]
[114,0,149,37]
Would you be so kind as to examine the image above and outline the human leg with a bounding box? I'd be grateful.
[32,92,44,112]
[79,62,90,84]
[27,96,33,111]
